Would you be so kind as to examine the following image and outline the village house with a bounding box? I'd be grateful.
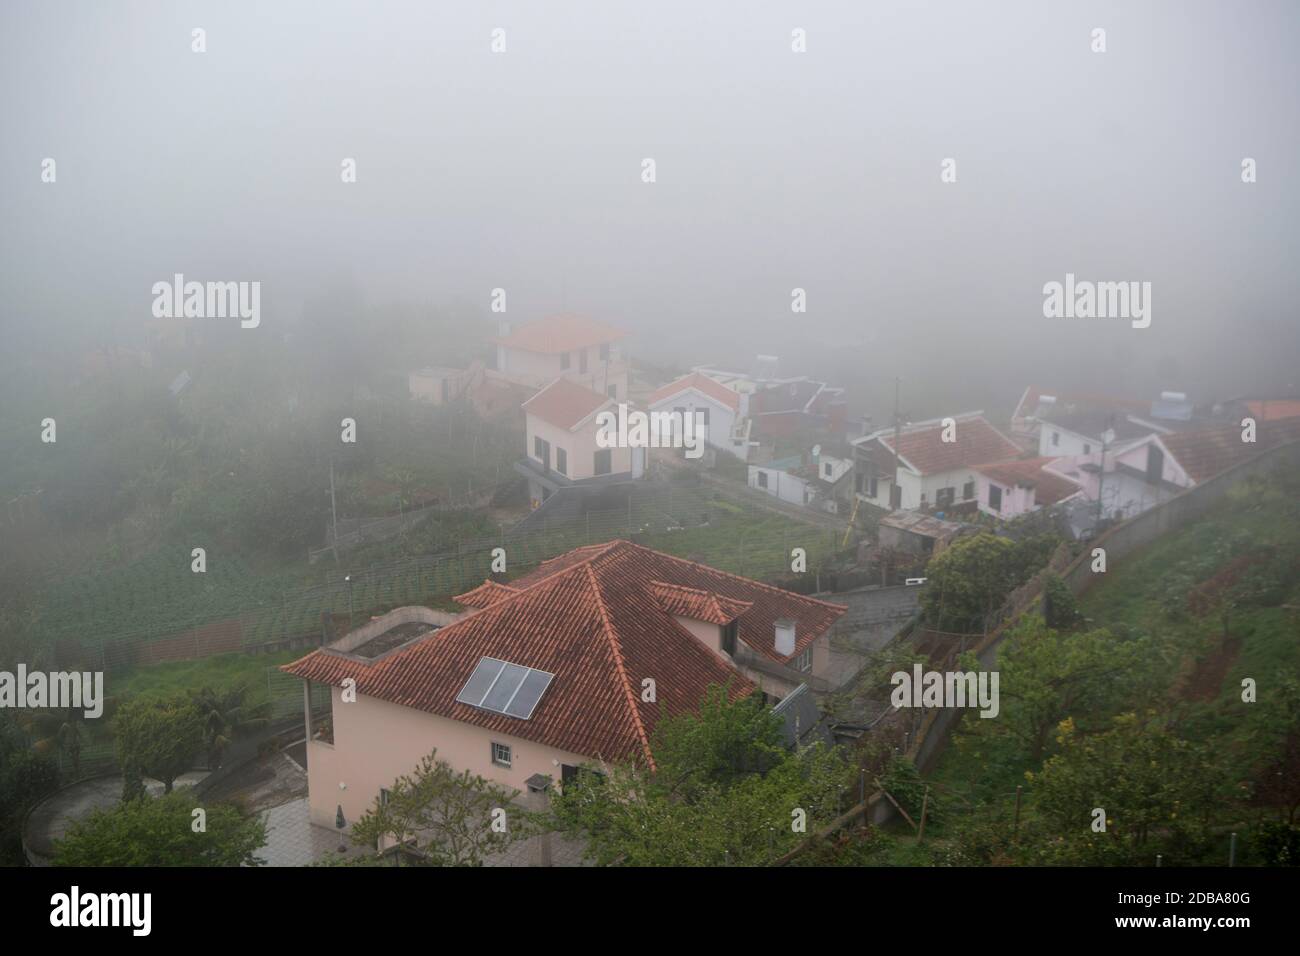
[646,371,754,460]
[1009,385,1151,449]
[517,377,644,508]
[408,361,483,406]
[851,412,1023,513]
[748,444,855,513]
[970,457,1086,520]
[1050,416,1300,522]
[281,540,846,833]
[875,510,966,557]
[492,313,629,400]
[689,361,853,443]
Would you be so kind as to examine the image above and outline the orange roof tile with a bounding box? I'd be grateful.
[874,417,1022,476]
[648,372,742,413]
[649,580,753,625]
[491,314,627,355]
[521,377,611,430]
[282,540,845,766]
[452,580,520,609]
[1245,400,1300,422]
[973,457,1083,506]
[1161,417,1300,483]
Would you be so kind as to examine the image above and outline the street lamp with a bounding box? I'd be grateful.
[344,574,354,630]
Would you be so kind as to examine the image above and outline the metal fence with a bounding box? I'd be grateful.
[39,478,853,675]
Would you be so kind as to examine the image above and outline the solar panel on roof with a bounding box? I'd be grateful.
[482,662,529,711]
[505,668,554,719]
[455,656,555,720]
[455,658,505,707]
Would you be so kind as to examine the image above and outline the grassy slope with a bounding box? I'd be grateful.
[855,477,1300,864]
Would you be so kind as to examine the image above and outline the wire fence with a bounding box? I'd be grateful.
[34,479,854,676]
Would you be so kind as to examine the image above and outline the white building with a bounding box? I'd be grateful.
[647,371,753,460]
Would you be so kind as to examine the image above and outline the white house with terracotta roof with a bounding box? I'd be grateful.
[1048,417,1300,522]
[647,371,753,460]
[518,377,645,507]
[971,457,1085,519]
[492,313,629,401]
[851,412,1023,513]
[282,540,846,833]
[1009,385,1151,448]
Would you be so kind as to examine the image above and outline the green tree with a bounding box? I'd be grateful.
[968,615,1151,762]
[650,684,786,796]
[1042,574,1082,630]
[551,687,853,866]
[53,789,266,866]
[0,714,60,864]
[350,750,532,866]
[190,684,271,770]
[921,532,1019,632]
[114,694,205,794]
[1026,713,1227,865]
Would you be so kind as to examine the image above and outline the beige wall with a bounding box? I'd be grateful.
[500,346,628,400]
[525,412,632,480]
[307,685,592,832]
[673,614,725,658]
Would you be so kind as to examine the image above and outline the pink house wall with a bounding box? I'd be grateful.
[306,686,592,833]
[973,472,1036,518]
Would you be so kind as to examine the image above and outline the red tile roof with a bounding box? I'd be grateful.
[1014,385,1149,422]
[872,416,1022,476]
[521,377,611,430]
[283,541,845,766]
[1246,400,1300,423]
[648,372,741,413]
[491,314,627,355]
[452,580,520,609]
[973,457,1084,506]
[1161,417,1300,483]
[649,580,753,625]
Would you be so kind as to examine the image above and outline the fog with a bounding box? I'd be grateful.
[2,0,1298,424]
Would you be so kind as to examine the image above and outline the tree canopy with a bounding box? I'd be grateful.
[53,788,266,867]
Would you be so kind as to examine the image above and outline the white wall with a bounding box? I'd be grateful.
[748,465,810,505]
[649,390,742,458]
[1039,424,1097,457]
[525,411,632,481]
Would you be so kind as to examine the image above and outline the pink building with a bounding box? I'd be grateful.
[971,457,1085,519]
[492,313,629,401]
[282,540,846,836]
[518,376,645,507]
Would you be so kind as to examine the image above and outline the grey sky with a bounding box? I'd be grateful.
[2,0,1297,421]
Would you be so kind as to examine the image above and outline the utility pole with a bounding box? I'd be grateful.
[329,461,340,565]
[892,376,904,510]
[1094,418,1115,532]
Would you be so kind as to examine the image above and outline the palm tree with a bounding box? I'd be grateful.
[190,685,272,770]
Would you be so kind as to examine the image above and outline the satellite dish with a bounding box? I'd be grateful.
[812,444,821,458]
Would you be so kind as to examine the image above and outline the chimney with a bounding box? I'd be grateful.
[774,619,796,657]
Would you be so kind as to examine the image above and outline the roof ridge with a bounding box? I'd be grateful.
[583,562,655,769]
[620,540,848,613]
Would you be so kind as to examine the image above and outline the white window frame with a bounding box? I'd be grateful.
[491,741,512,768]
[794,647,812,672]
